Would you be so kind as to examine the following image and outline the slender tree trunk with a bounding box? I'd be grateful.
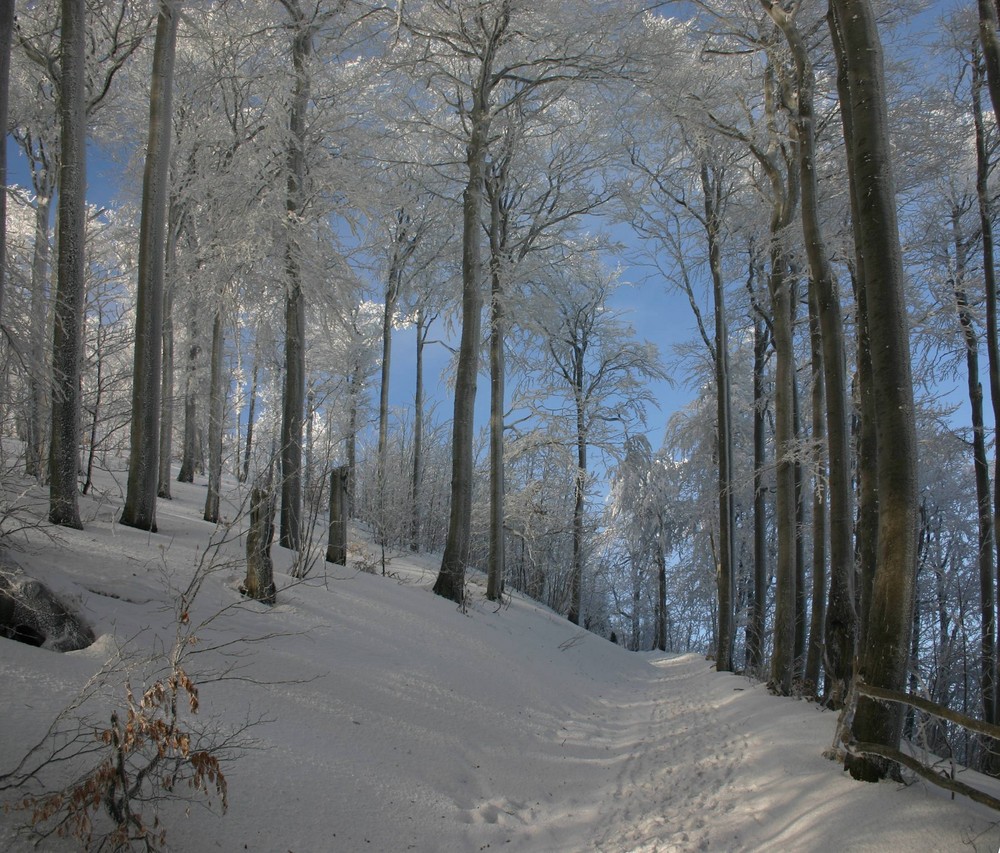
[0,0,11,324]
[952,203,997,726]
[49,0,87,530]
[241,359,258,483]
[203,309,224,524]
[655,540,667,652]
[830,0,920,783]
[177,308,199,483]
[973,54,1000,727]
[701,164,736,672]
[769,244,796,695]
[792,351,807,679]
[764,0,857,703]
[26,190,52,481]
[157,206,180,499]
[568,414,587,625]
[434,98,489,605]
[122,0,180,533]
[376,260,398,543]
[805,282,827,692]
[487,177,507,602]
[748,287,770,675]
[82,321,104,496]
[410,308,427,552]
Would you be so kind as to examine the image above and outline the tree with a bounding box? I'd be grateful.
[761,0,856,703]
[830,0,920,783]
[121,0,182,533]
[521,254,664,625]
[48,0,87,529]
[0,0,13,325]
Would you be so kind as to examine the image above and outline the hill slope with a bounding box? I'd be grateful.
[0,469,997,851]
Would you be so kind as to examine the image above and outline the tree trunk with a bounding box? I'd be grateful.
[747,282,770,676]
[952,202,997,726]
[26,188,52,481]
[805,282,827,692]
[203,310,225,524]
[410,308,427,552]
[121,0,180,533]
[487,176,507,603]
[764,0,857,703]
[701,163,735,672]
[278,1,311,552]
[434,98,489,605]
[241,359,258,484]
[769,244,796,695]
[240,483,276,605]
[830,0,920,783]
[48,0,87,530]
[177,309,199,483]
[0,0,11,323]
[974,52,1000,727]
[157,205,180,499]
[327,466,349,565]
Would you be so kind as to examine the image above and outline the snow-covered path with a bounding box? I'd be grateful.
[0,477,998,852]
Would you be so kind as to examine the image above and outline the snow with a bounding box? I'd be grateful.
[0,464,998,852]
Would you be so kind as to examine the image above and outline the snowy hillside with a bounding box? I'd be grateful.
[0,467,997,852]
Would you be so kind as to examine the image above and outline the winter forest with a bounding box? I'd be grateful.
[5,0,1000,846]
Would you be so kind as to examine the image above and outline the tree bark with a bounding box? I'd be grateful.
[830,0,920,783]
[278,0,312,552]
[805,281,827,692]
[122,0,181,533]
[973,52,1000,727]
[410,308,428,552]
[434,95,489,605]
[240,484,276,605]
[203,310,224,524]
[158,204,181,499]
[177,306,199,484]
[701,163,735,672]
[48,0,87,530]
[26,184,52,481]
[327,466,349,565]
[747,266,770,676]
[0,0,11,324]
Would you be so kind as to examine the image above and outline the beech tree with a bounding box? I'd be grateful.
[121,0,182,533]
[48,0,87,528]
[830,0,920,784]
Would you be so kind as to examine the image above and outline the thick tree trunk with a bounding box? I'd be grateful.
[122,0,180,533]
[240,484,276,605]
[830,0,920,783]
[434,100,489,605]
[278,0,311,552]
[203,310,224,524]
[769,247,796,696]
[327,466,349,565]
[48,0,87,530]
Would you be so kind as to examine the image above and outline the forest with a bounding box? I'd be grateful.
[2,0,999,808]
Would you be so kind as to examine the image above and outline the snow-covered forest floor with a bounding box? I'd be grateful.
[0,458,998,852]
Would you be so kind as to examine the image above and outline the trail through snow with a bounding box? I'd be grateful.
[0,468,998,851]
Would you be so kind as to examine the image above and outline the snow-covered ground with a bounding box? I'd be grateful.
[0,464,998,852]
